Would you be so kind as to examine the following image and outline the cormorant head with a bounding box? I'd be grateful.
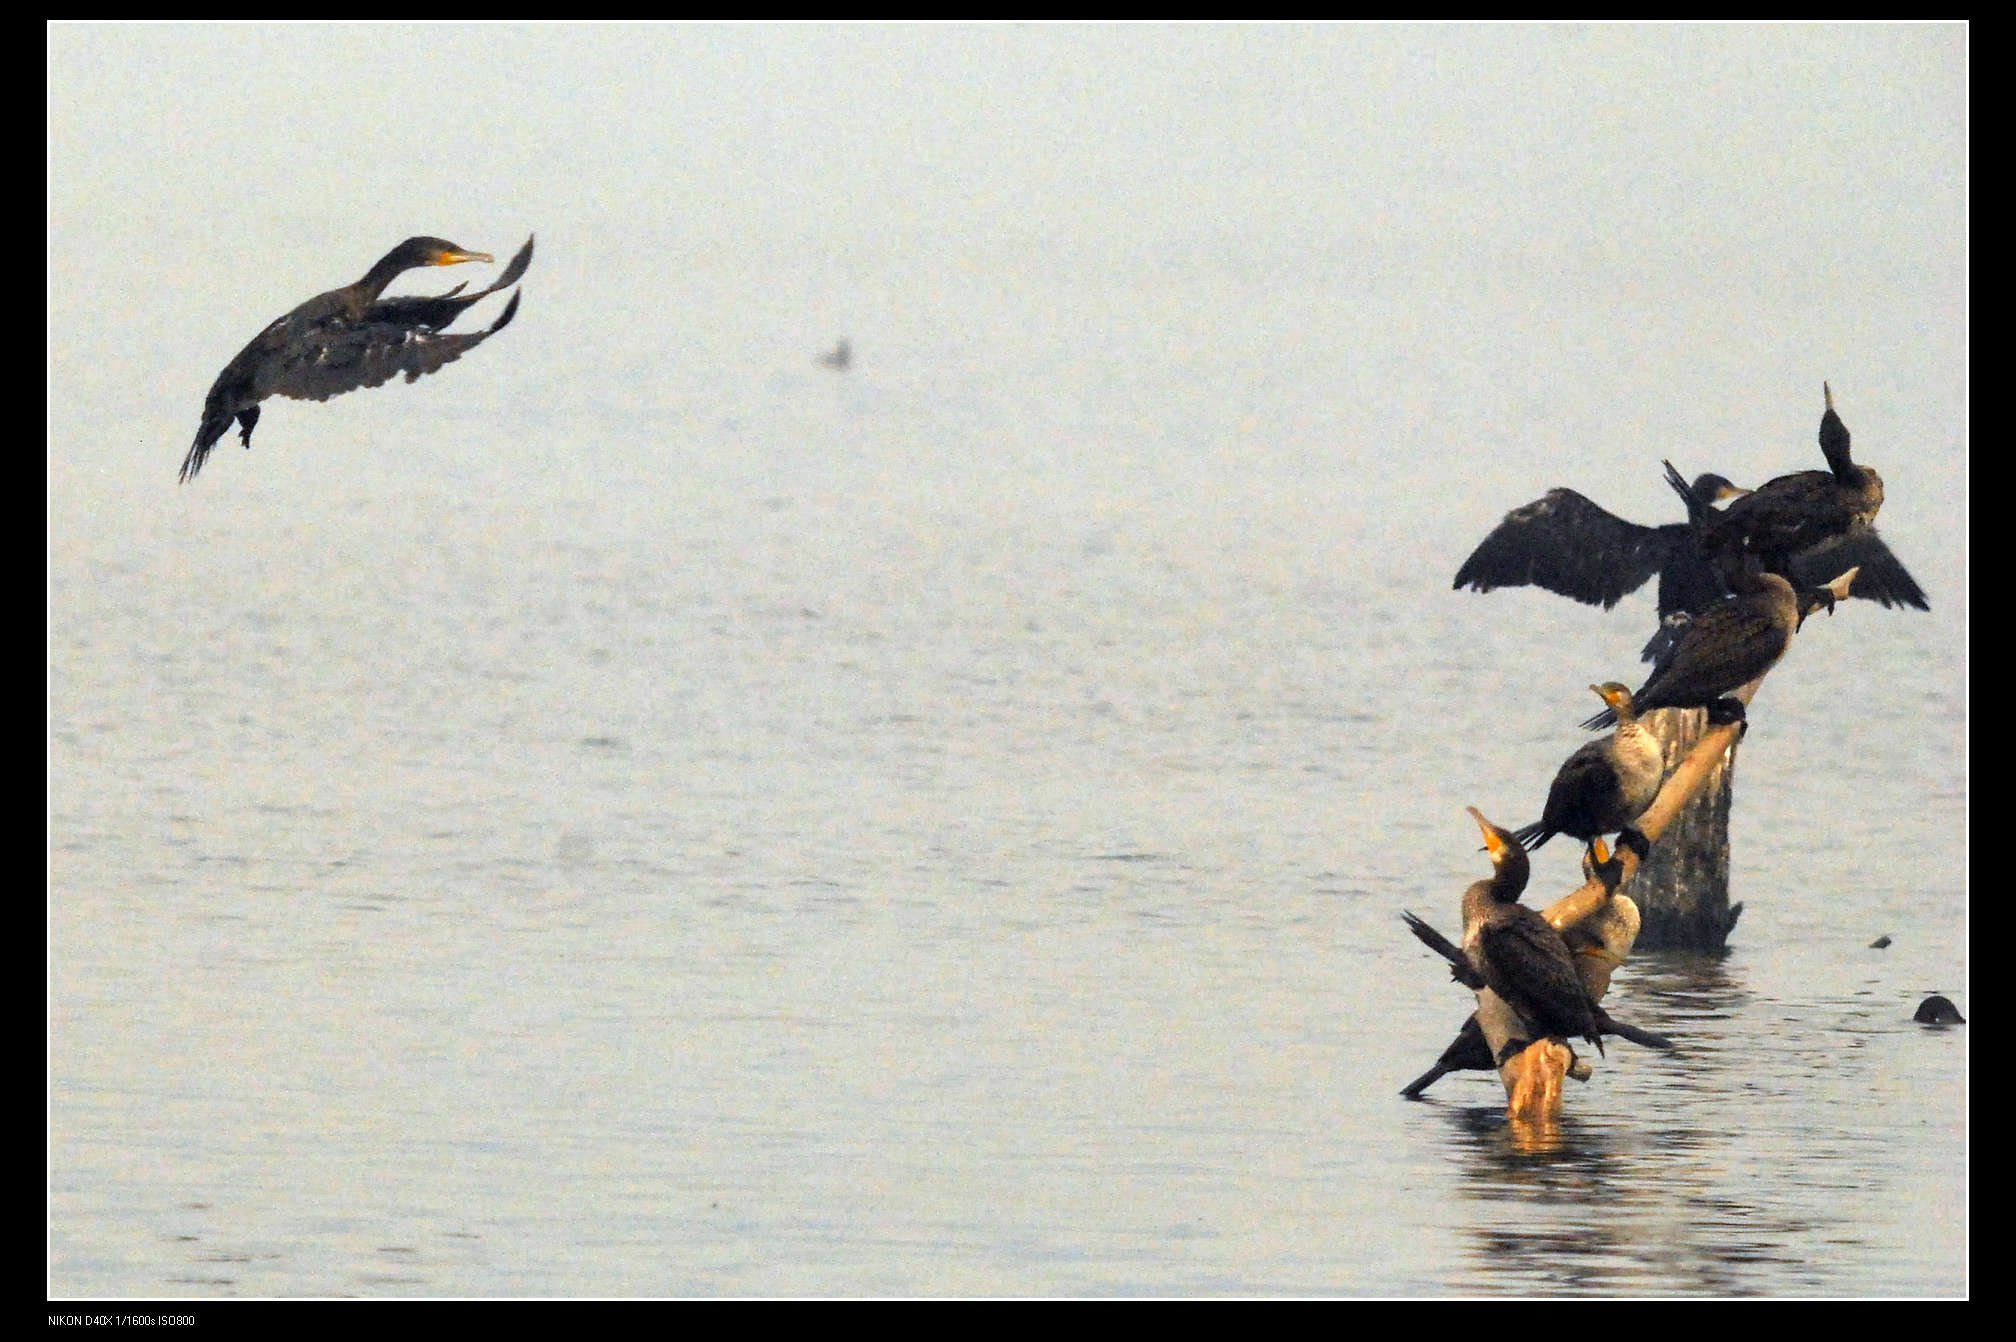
[388,237,495,270]
[1589,682,1636,722]
[1466,806,1530,901]
[1691,473,1752,507]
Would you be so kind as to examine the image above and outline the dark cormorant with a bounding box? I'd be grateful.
[1694,384,1890,579]
[179,235,535,484]
[1643,432,1924,661]
[1513,683,1664,862]
[1400,836,1669,1095]
[1452,472,1750,613]
[1581,560,1847,730]
[1454,389,1926,659]
[1456,808,1672,1058]
[819,338,852,370]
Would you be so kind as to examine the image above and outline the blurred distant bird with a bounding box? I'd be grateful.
[819,338,852,371]
[179,234,534,483]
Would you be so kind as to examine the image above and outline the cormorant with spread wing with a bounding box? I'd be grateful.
[1454,387,1926,658]
[179,234,534,484]
[1452,471,1750,615]
[1696,384,1891,577]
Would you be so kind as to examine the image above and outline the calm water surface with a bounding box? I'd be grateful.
[49,306,1966,1293]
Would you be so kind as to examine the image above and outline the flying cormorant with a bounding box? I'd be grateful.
[1513,683,1665,862]
[179,234,535,483]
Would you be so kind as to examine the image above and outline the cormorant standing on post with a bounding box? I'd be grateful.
[179,234,535,483]
[1513,683,1664,863]
[1581,559,1851,731]
[1453,473,1751,614]
[1458,809,1673,1058]
[1400,836,1671,1095]
[1695,384,1891,579]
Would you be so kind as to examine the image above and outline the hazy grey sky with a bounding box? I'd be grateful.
[51,23,1964,273]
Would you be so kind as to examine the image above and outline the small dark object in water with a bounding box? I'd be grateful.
[1914,995,1965,1025]
[819,338,851,371]
[1869,934,1893,949]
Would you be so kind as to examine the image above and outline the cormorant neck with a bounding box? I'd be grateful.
[1819,408,1856,480]
[354,247,426,303]
[1489,855,1530,903]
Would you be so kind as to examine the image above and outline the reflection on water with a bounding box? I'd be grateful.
[1405,943,1959,1297]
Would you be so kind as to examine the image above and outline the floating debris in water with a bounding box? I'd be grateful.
[1913,995,1965,1025]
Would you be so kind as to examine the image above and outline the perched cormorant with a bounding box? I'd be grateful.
[1453,388,1926,660]
[1642,441,1924,660]
[179,234,535,484]
[1581,561,1848,731]
[1513,683,1664,862]
[1694,384,1891,579]
[1453,472,1750,613]
[1400,836,1668,1095]
[1456,808,1672,1058]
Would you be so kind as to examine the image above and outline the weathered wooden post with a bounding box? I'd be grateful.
[1630,707,1741,950]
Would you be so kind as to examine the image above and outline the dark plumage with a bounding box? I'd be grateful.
[1399,1015,1495,1099]
[1913,995,1965,1025]
[1448,811,1672,1062]
[179,234,535,483]
[1458,809,1607,1058]
[1452,473,1749,612]
[1513,683,1664,860]
[1400,830,1672,1095]
[1693,384,1889,579]
[1455,388,1926,663]
[1582,562,1836,731]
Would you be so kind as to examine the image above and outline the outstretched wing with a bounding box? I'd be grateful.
[268,291,521,403]
[1453,489,1679,609]
[1785,528,1929,610]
